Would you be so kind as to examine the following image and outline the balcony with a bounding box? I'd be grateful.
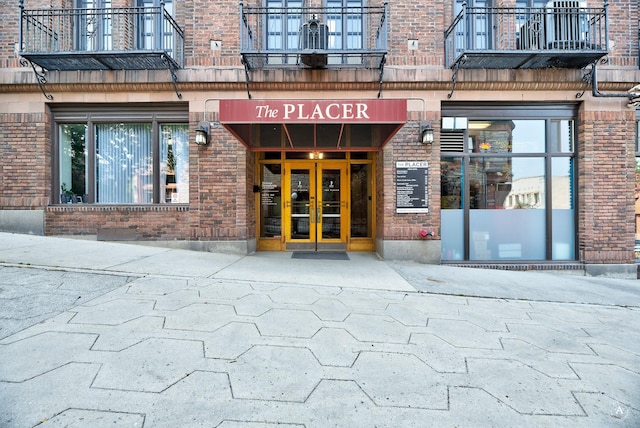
[444,2,608,70]
[240,3,388,70]
[18,4,184,71]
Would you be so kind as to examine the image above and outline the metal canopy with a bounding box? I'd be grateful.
[219,99,406,152]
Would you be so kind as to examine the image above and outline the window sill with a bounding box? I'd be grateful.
[47,204,190,212]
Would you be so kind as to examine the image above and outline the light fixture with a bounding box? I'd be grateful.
[469,121,492,130]
[194,120,210,145]
[420,122,434,145]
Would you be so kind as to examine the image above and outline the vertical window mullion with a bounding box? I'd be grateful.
[153,120,160,204]
[462,135,471,260]
[545,118,553,260]
[88,120,96,203]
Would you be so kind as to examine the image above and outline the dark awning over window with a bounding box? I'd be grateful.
[219,99,407,151]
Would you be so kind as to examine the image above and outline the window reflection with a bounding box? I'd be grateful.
[441,117,574,261]
[260,164,282,238]
[469,120,545,153]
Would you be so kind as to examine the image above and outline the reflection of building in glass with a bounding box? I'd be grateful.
[504,176,543,209]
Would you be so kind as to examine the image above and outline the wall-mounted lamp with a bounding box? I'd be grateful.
[194,120,210,145]
[420,122,434,145]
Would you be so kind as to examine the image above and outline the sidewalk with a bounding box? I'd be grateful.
[1,233,639,427]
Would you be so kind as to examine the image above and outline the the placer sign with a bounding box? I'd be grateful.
[219,99,406,123]
[396,161,429,213]
[258,102,370,121]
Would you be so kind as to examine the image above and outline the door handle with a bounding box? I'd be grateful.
[310,207,315,224]
[317,205,322,223]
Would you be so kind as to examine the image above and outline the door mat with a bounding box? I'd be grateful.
[291,251,350,260]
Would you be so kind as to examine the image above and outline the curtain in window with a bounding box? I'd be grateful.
[96,123,153,203]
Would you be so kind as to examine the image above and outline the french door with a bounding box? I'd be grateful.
[284,161,348,251]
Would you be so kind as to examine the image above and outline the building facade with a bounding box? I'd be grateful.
[1,0,639,276]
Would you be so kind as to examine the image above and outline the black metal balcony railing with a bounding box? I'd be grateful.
[444,3,608,69]
[19,4,184,71]
[240,3,388,70]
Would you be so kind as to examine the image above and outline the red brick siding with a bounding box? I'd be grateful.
[606,0,640,67]
[0,113,51,209]
[187,113,250,241]
[45,205,190,238]
[379,112,441,241]
[577,108,636,264]
[0,1,20,68]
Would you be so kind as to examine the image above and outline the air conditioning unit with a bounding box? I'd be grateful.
[544,0,588,48]
[300,19,328,68]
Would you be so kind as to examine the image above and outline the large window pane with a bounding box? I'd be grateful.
[96,123,152,203]
[260,164,282,238]
[551,157,575,260]
[469,157,545,260]
[350,163,371,238]
[160,124,189,203]
[470,120,545,154]
[441,157,464,260]
[549,120,574,153]
[59,124,88,203]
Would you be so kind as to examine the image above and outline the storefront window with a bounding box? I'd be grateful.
[441,111,575,262]
[56,111,188,205]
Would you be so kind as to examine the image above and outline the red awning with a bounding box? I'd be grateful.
[219,99,407,151]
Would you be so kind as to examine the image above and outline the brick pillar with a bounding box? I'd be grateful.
[577,105,636,264]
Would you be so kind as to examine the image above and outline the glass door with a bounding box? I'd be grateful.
[284,161,348,251]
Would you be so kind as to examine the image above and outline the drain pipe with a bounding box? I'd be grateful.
[590,61,640,101]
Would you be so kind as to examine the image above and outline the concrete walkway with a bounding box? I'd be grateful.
[0,233,639,427]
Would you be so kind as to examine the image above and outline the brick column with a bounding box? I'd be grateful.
[577,104,636,264]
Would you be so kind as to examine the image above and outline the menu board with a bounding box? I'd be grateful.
[396,161,429,213]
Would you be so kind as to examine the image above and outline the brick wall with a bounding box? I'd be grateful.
[187,113,250,241]
[577,108,637,264]
[0,1,20,68]
[184,0,242,68]
[45,205,190,238]
[378,111,441,241]
[606,0,640,67]
[0,113,50,209]
[388,0,447,67]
